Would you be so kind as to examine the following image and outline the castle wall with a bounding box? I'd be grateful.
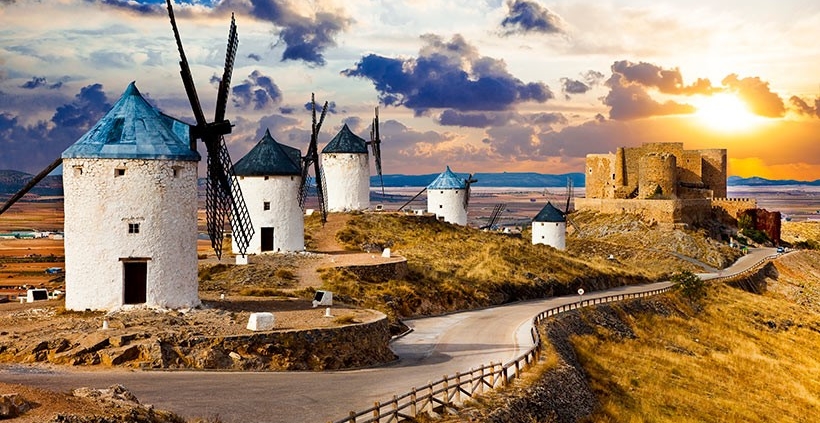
[322,153,370,212]
[699,149,728,198]
[63,158,199,311]
[575,198,711,225]
[427,188,468,225]
[678,150,704,185]
[711,198,757,221]
[584,154,615,199]
[233,175,304,255]
[638,153,677,199]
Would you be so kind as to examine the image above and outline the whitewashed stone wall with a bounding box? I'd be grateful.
[428,189,468,225]
[322,153,370,212]
[532,221,566,250]
[232,175,304,254]
[62,158,200,311]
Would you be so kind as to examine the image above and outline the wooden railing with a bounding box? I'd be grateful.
[705,254,779,283]
[330,287,671,423]
[330,251,784,423]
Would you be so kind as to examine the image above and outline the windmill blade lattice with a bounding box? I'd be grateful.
[369,107,384,196]
[463,173,478,208]
[298,94,329,223]
[166,0,253,259]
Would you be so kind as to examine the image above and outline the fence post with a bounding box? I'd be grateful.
[479,365,485,393]
[443,376,450,405]
[392,395,398,420]
[373,401,380,422]
[348,411,356,423]
[455,372,462,403]
[410,388,417,417]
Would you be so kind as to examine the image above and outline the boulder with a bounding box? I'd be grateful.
[0,393,31,418]
[246,312,275,331]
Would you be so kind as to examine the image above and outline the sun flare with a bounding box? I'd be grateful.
[692,93,766,133]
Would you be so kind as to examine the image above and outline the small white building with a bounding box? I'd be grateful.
[532,202,566,250]
[321,124,370,212]
[427,166,468,226]
[232,129,304,254]
[61,82,201,311]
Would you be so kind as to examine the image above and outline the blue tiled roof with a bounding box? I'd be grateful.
[233,129,302,176]
[427,166,466,190]
[62,82,200,161]
[533,202,566,222]
[322,124,368,154]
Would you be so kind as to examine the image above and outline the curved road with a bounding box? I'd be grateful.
[0,248,776,423]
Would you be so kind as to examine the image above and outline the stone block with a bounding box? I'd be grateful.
[246,312,275,331]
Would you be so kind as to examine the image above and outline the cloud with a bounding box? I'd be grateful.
[20,76,62,90]
[231,70,283,110]
[790,95,820,118]
[342,34,553,113]
[302,100,338,115]
[276,12,350,66]
[611,60,715,95]
[500,0,565,35]
[582,70,605,86]
[721,74,786,118]
[560,78,590,98]
[437,110,566,129]
[480,112,567,158]
[604,73,695,120]
[247,53,262,62]
[0,83,112,173]
[95,0,161,15]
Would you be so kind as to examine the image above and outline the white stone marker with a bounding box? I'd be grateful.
[246,312,275,331]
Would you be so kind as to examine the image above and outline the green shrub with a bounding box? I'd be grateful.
[672,270,706,301]
[741,228,770,244]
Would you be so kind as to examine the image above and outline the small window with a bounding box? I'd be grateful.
[264,176,269,180]
[612,173,615,180]
[263,202,271,211]
[589,168,593,174]
[239,176,244,180]
[115,168,125,177]
[128,223,140,234]
[73,166,83,176]
[440,191,444,194]
[542,236,545,239]
[439,204,443,208]
[172,167,180,178]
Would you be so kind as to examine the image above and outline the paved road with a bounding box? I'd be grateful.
[0,248,775,423]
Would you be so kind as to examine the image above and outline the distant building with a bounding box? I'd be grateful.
[232,129,304,255]
[322,124,370,212]
[61,82,200,311]
[532,202,566,250]
[427,166,468,226]
[576,142,757,229]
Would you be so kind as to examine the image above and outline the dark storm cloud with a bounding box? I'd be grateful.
[721,74,786,118]
[437,110,566,129]
[500,0,565,35]
[342,34,553,113]
[302,100,338,115]
[0,83,112,173]
[276,13,349,66]
[247,53,262,62]
[560,78,590,97]
[611,60,715,95]
[231,70,282,110]
[19,76,63,90]
[790,96,820,118]
[94,0,161,14]
[604,73,695,120]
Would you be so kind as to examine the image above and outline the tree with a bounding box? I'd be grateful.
[672,270,706,301]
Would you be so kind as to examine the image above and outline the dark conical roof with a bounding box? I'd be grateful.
[322,124,368,154]
[62,82,199,161]
[533,201,566,222]
[233,129,302,176]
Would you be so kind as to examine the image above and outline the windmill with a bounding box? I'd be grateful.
[367,107,385,196]
[165,0,253,259]
[298,93,330,223]
[563,177,582,235]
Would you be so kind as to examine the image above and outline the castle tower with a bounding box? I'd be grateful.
[321,124,370,212]
[61,82,200,311]
[427,166,468,225]
[638,153,677,199]
[232,129,304,255]
[532,202,566,250]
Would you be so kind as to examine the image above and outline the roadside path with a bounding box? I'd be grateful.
[0,248,776,423]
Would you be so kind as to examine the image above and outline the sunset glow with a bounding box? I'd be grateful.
[692,94,768,133]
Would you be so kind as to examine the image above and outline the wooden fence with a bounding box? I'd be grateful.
[330,251,782,423]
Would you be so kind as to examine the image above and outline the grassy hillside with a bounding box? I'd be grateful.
[573,251,820,422]
[316,212,742,319]
[782,220,820,249]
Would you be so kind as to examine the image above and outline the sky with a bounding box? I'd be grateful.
[1,0,820,181]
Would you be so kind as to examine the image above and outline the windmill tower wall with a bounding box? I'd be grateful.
[322,153,370,212]
[531,221,566,250]
[62,158,199,311]
[428,189,468,225]
[233,175,304,254]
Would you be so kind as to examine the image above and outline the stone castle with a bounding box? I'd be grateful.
[575,142,760,230]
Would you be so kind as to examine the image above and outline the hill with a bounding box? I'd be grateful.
[727,175,820,186]
[0,169,63,197]
[374,172,585,188]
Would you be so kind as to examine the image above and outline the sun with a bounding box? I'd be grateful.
[692,93,766,133]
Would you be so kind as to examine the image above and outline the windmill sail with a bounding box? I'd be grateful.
[463,173,477,208]
[369,107,384,196]
[0,157,63,216]
[298,94,329,223]
[166,0,253,259]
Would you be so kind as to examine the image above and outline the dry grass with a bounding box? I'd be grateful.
[782,220,820,248]
[321,213,654,318]
[572,251,820,422]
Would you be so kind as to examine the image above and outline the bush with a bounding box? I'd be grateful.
[741,228,770,245]
[793,239,820,250]
[672,270,706,301]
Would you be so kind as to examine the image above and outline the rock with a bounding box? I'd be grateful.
[72,384,139,404]
[246,312,275,331]
[108,334,137,348]
[101,345,142,366]
[0,393,31,418]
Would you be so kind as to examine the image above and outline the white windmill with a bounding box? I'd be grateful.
[532,202,567,250]
[425,166,477,226]
[232,129,304,256]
